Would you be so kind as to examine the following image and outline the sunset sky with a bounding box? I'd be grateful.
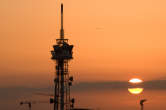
[1,0,166,110]
[1,0,166,86]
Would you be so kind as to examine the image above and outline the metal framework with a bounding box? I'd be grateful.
[51,3,74,110]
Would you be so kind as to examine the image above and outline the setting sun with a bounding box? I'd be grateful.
[128,88,144,94]
[129,78,143,83]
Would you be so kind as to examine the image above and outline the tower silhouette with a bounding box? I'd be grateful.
[51,3,74,110]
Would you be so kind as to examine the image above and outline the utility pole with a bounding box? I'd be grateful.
[140,99,147,110]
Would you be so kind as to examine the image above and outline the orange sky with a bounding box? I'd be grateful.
[1,0,166,87]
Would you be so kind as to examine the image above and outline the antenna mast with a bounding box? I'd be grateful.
[51,3,74,110]
[60,4,64,39]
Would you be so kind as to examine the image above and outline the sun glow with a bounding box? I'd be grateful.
[128,88,144,94]
[129,78,143,83]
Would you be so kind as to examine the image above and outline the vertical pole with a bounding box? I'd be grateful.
[54,63,60,110]
[60,60,64,110]
[54,77,56,110]
[29,103,31,110]
[140,99,146,110]
[60,4,64,39]
[54,65,57,110]
[141,104,143,110]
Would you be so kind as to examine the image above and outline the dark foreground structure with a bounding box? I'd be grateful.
[51,3,74,110]
[51,3,92,110]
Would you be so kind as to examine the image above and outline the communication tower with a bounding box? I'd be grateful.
[51,3,74,110]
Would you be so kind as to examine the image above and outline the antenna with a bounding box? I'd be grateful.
[50,3,93,110]
[60,3,64,39]
[51,3,74,110]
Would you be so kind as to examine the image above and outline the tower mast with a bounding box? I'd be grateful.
[51,3,74,110]
[60,4,64,39]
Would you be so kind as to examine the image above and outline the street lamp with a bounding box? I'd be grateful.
[140,99,147,110]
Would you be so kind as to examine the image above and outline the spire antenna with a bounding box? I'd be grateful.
[60,3,64,39]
